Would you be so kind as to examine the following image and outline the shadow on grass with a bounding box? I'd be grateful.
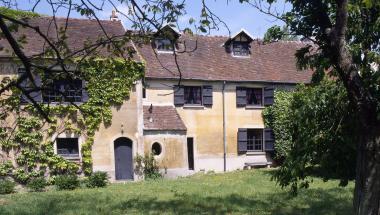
[1,187,353,215]
[115,188,352,215]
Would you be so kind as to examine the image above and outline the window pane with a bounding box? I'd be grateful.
[232,42,249,56]
[246,88,262,106]
[184,86,202,105]
[43,79,82,103]
[57,138,79,158]
[247,129,263,151]
[156,39,173,51]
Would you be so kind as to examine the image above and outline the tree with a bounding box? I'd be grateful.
[243,0,379,213]
[263,80,357,192]
[0,0,379,213]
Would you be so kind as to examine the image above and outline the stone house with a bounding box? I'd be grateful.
[0,17,312,181]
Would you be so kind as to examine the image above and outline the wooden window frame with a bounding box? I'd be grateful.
[155,38,174,53]
[246,129,264,152]
[56,137,80,159]
[232,41,250,57]
[184,86,203,106]
[246,87,263,106]
[42,79,83,103]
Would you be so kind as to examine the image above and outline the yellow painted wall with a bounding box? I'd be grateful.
[143,132,187,169]
[144,79,266,158]
[92,86,139,177]
[0,60,142,179]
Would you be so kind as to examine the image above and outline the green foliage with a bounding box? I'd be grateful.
[263,80,358,194]
[26,177,47,192]
[0,179,16,194]
[0,57,144,185]
[54,174,80,190]
[85,171,109,188]
[0,161,13,177]
[0,7,40,19]
[263,25,298,43]
[135,153,162,180]
[262,89,294,161]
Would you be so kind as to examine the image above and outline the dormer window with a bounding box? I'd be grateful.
[154,24,181,53]
[224,29,254,58]
[155,38,174,52]
[232,41,250,56]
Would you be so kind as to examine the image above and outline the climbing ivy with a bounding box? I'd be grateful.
[0,57,144,183]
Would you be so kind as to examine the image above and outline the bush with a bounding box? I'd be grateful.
[86,172,108,188]
[27,177,47,192]
[0,179,16,194]
[135,153,162,180]
[54,174,80,190]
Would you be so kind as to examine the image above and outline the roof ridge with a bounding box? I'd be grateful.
[30,16,121,23]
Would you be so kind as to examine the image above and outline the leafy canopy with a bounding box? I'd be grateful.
[263,80,358,193]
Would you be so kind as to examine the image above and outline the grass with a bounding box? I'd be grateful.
[0,169,354,215]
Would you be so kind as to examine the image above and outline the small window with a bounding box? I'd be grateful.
[246,88,262,106]
[142,87,146,99]
[155,38,174,52]
[232,41,250,56]
[56,138,79,158]
[152,142,162,156]
[247,129,263,151]
[184,86,202,105]
[43,79,83,103]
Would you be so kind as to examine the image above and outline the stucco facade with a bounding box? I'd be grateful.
[142,79,273,174]
[0,18,313,181]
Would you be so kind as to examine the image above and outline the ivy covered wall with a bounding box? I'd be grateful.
[0,57,144,183]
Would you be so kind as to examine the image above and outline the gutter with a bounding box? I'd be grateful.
[144,76,304,85]
[222,80,227,172]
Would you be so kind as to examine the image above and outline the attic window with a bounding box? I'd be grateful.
[155,38,174,52]
[232,41,250,57]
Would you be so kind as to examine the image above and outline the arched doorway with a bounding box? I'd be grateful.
[114,137,133,180]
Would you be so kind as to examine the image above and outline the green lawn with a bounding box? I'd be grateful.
[0,169,354,215]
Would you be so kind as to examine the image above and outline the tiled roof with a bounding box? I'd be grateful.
[136,35,314,83]
[0,17,129,58]
[143,105,186,131]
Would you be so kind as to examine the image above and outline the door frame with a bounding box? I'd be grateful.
[112,136,134,180]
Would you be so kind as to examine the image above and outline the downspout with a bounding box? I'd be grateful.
[223,81,227,172]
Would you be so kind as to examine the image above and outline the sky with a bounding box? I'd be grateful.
[16,0,288,38]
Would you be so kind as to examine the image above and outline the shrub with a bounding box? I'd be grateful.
[135,153,162,180]
[54,174,80,190]
[0,179,16,194]
[86,171,108,188]
[27,177,47,192]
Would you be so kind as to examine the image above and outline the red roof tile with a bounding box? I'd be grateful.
[0,17,129,58]
[136,35,313,83]
[143,105,186,131]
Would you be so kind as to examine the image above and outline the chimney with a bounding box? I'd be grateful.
[110,9,118,21]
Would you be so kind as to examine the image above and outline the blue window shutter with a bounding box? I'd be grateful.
[31,73,42,103]
[18,69,42,103]
[264,85,274,106]
[18,69,28,104]
[202,85,213,106]
[174,85,184,106]
[264,128,275,151]
[82,80,89,102]
[238,128,248,153]
[236,87,247,107]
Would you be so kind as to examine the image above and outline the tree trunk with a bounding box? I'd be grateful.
[354,122,380,215]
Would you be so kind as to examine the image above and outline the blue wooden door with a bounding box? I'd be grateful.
[114,137,133,180]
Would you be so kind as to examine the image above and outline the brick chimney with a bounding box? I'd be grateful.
[110,9,118,21]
